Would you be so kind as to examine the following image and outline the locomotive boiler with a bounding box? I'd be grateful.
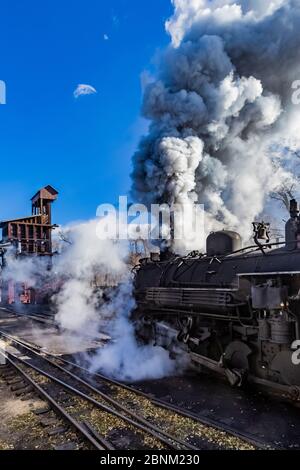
[134,200,300,401]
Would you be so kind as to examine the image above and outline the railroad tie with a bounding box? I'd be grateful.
[54,442,78,451]
[39,417,60,428]
[15,385,34,396]
[2,372,16,380]
[21,393,35,401]
[10,381,28,391]
[47,427,68,437]
[33,406,51,415]
[7,378,24,385]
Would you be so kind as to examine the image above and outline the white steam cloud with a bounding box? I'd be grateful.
[131,0,300,250]
[52,219,178,380]
[1,247,49,288]
[74,84,97,99]
[89,281,176,381]
[53,219,127,335]
[1,218,179,382]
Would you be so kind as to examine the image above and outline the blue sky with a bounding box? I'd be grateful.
[0,0,173,225]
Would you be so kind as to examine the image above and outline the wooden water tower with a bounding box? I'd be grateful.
[0,185,58,255]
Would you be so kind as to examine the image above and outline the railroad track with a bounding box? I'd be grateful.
[0,330,269,450]
[0,358,108,450]
[1,306,56,326]
[0,331,209,451]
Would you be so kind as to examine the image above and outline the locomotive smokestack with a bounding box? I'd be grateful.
[160,211,175,261]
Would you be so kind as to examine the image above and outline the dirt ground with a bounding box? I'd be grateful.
[0,367,82,450]
[0,370,52,450]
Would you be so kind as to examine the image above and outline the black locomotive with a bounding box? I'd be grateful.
[134,200,300,401]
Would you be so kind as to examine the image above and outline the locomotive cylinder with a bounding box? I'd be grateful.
[258,318,271,341]
[269,316,293,344]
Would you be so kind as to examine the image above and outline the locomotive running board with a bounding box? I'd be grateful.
[238,271,300,276]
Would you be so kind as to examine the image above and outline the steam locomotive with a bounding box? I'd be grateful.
[134,200,300,401]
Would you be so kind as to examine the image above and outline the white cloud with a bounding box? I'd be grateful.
[112,14,120,28]
[73,84,97,99]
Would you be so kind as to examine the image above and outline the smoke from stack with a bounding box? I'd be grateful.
[131,0,300,252]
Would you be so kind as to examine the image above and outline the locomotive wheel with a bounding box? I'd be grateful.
[224,341,252,371]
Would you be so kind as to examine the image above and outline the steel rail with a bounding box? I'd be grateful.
[0,329,198,450]
[1,306,55,326]
[0,329,270,450]
[16,340,276,450]
[0,350,111,451]
[0,334,193,450]
[148,399,276,450]
[54,355,276,450]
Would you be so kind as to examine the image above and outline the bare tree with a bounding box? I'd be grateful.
[270,185,296,212]
[57,231,73,245]
[270,148,300,212]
